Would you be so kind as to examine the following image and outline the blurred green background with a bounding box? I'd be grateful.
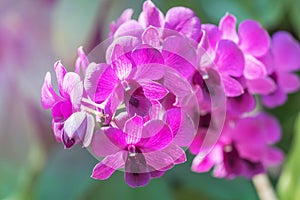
[0,0,299,199]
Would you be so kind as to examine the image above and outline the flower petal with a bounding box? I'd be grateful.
[257,113,281,143]
[272,31,300,72]
[262,88,287,108]
[238,20,270,57]
[164,7,202,42]
[131,47,164,66]
[62,112,93,148]
[143,151,174,170]
[103,127,127,149]
[111,45,133,81]
[138,0,164,28]
[124,115,143,145]
[142,27,160,49]
[263,147,284,166]
[278,72,300,93]
[219,13,238,43]
[91,151,125,180]
[75,46,89,75]
[162,144,186,164]
[62,72,81,99]
[215,40,244,77]
[201,24,222,50]
[163,108,195,146]
[114,20,143,38]
[247,77,276,95]
[138,120,172,151]
[91,129,121,157]
[139,80,168,100]
[227,91,256,115]
[85,63,119,103]
[163,68,193,97]
[221,75,244,97]
[41,72,61,109]
[244,54,267,80]
[54,61,67,96]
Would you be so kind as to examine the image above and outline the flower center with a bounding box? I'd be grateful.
[128,144,136,157]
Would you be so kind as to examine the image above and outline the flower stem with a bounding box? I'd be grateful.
[252,174,278,200]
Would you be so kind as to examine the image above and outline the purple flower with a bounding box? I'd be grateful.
[199,25,245,97]
[41,59,94,148]
[219,13,270,80]
[109,0,202,42]
[191,113,284,179]
[261,31,300,107]
[91,114,182,187]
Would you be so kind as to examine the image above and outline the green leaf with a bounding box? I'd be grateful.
[278,110,300,200]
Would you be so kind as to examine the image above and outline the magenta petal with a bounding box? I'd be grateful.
[75,46,89,75]
[132,63,165,81]
[162,50,195,79]
[125,87,151,117]
[163,68,193,97]
[164,7,201,41]
[164,108,194,146]
[227,91,256,115]
[148,100,162,120]
[215,40,244,77]
[219,13,238,43]
[114,20,143,38]
[263,147,284,166]
[138,0,164,28]
[52,121,64,142]
[124,115,143,144]
[91,151,125,180]
[139,120,172,151]
[112,46,133,80]
[238,20,270,57]
[150,170,165,178]
[143,151,174,170]
[103,127,127,149]
[62,112,94,148]
[91,129,121,157]
[221,75,244,97]
[125,172,150,188]
[70,80,83,111]
[202,24,222,50]
[192,152,216,173]
[257,113,281,143]
[142,27,160,48]
[82,113,95,147]
[162,144,186,164]
[244,54,267,80]
[54,61,67,96]
[139,80,168,100]
[86,64,119,103]
[262,88,287,108]
[131,47,164,66]
[61,72,81,99]
[278,72,300,93]
[272,31,300,72]
[247,77,276,95]
[103,84,124,124]
[110,9,133,36]
[41,72,61,109]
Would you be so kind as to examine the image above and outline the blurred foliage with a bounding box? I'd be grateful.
[277,110,300,200]
[1,0,300,200]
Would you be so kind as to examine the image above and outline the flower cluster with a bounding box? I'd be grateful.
[41,0,300,187]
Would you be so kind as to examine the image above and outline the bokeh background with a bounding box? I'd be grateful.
[0,0,300,199]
